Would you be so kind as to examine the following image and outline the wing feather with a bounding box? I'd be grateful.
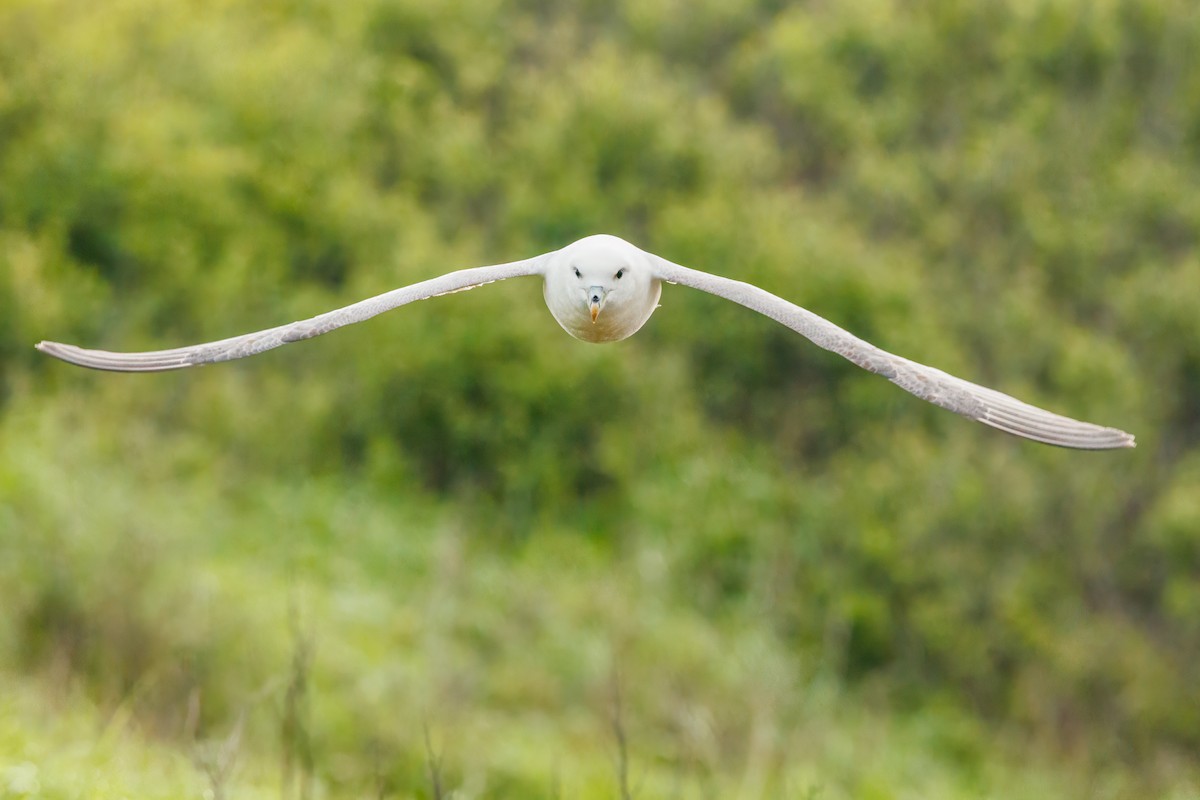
[650,256,1134,450]
[36,256,547,373]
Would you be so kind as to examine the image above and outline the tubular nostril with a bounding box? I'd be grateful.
[591,295,600,304]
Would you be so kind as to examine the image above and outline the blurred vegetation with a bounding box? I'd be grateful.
[1,0,1199,797]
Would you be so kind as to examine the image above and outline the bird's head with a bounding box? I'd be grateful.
[542,235,662,343]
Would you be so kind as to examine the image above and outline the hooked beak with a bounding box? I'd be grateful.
[588,286,606,323]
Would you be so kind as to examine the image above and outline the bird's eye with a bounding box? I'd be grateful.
[615,269,624,280]
[573,267,581,279]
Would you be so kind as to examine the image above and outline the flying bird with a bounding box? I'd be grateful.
[36,234,1135,450]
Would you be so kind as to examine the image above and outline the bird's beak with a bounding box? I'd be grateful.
[588,286,606,323]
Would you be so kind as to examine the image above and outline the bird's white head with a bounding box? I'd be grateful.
[542,234,662,343]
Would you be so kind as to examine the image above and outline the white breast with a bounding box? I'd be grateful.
[542,280,662,343]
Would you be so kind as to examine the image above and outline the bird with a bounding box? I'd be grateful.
[36,233,1135,450]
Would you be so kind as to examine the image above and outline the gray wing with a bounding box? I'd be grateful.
[649,256,1135,450]
[36,256,548,372]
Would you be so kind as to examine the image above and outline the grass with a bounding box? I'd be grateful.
[3,389,1195,799]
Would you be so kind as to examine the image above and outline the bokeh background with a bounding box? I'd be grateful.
[2,0,1198,797]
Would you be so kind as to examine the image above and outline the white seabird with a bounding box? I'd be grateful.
[36,234,1135,450]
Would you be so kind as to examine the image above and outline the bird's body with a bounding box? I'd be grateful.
[544,234,662,342]
[36,234,1136,450]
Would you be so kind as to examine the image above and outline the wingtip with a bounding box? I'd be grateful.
[1088,427,1136,450]
[1097,428,1136,450]
[35,340,66,358]
[35,340,81,362]
[1105,426,1136,449]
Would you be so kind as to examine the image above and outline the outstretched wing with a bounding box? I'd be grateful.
[36,256,548,372]
[649,255,1135,450]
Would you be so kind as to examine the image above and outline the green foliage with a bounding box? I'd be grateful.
[2,0,1199,796]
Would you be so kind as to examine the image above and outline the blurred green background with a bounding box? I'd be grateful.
[1,0,1198,797]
